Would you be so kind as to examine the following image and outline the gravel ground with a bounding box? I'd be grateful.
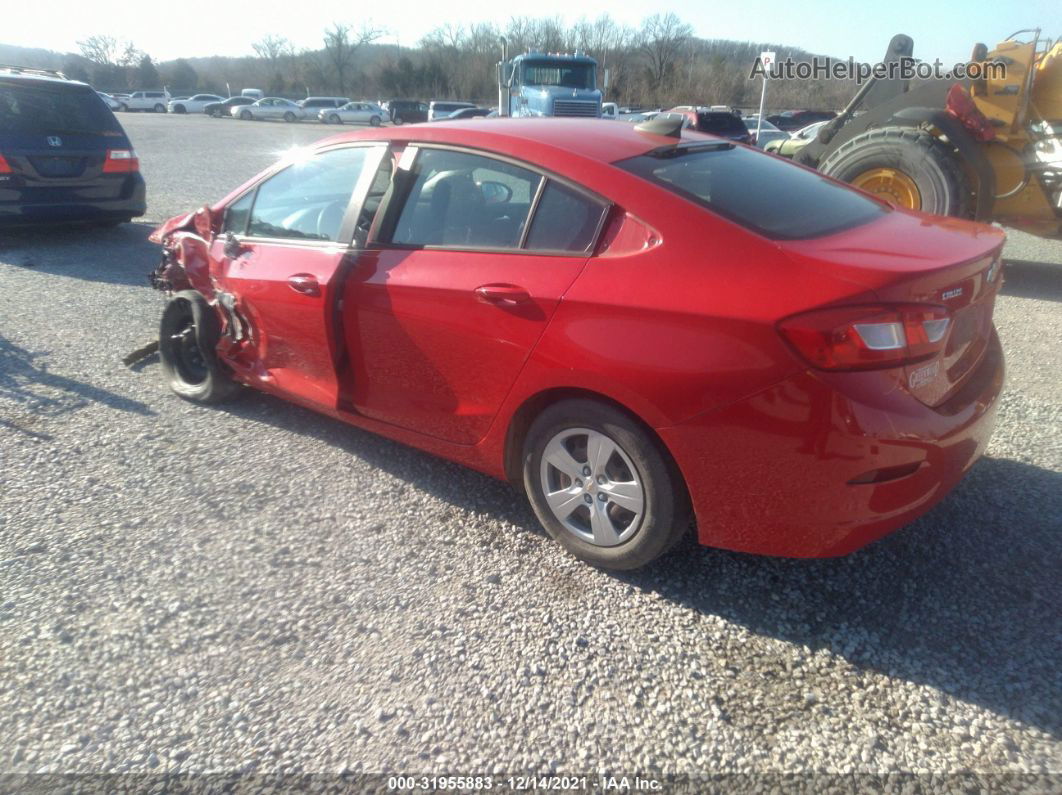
[0,114,1060,784]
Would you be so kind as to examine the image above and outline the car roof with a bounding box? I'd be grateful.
[0,71,90,89]
[316,117,717,165]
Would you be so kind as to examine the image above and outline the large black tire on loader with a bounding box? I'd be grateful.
[820,127,971,217]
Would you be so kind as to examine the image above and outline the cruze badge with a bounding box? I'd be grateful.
[941,287,963,300]
[46,136,62,147]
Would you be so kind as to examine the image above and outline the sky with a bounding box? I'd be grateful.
[5,0,1058,65]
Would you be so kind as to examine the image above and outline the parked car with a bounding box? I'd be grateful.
[428,100,476,122]
[232,97,305,122]
[440,107,491,121]
[240,88,264,100]
[742,115,790,149]
[299,96,351,112]
[0,66,145,225]
[601,102,618,119]
[658,107,753,144]
[766,109,837,131]
[169,94,224,114]
[120,90,170,112]
[203,96,255,118]
[383,99,428,125]
[319,101,386,126]
[96,91,122,111]
[765,120,830,158]
[148,118,1004,570]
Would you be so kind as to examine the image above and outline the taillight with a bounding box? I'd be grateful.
[778,304,951,371]
[0,154,12,174]
[102,149,139,173]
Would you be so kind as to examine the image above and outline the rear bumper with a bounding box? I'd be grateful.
[0,173,146,225]
[659,330,1005,557]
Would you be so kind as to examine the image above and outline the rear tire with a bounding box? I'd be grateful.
[393,115,404,125]
[522,399,690,570]
[153,103,166,113]
[820,126,971,217]
[283,111,296,123]
[118,103,128,112]
[173,104,186,114]
[159,290,241,405]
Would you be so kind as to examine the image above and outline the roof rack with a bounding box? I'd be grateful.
[0,64,68,79]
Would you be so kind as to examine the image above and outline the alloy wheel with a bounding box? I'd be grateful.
[539,427,645,547]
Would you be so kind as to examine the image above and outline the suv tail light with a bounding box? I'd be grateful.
[102,149,139,173]
[0,154,12,174]
[779,304,951,370]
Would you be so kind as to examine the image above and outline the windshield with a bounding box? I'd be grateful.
[617,145,886,240]
[520,60,595,90]
[0,81,122,135]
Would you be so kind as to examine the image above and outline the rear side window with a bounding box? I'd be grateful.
[525,182,606,253]
[0,82,122,135]
[617,145,885,240]
[391,148,541,248]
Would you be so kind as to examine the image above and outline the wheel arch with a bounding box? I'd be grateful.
[501,386,687,498]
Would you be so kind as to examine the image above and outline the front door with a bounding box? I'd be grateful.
[212,143,387,409]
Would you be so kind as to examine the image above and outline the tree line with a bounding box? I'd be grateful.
[17,14,861,111]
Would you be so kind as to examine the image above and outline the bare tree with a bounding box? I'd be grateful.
[639,13,692,93]
[322,22,383,95]
[77,35,139,67]
[252,35,291,74]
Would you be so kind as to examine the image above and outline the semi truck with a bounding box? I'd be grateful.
[497,50,603,118]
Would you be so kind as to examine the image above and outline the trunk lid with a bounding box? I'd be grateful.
[780,208,1005,406]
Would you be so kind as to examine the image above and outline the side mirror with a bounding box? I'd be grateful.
[193,205,215,239]
[478,180,513,205]
[223,231,243,259]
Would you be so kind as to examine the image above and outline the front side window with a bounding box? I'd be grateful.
[391,149,541,248]
[246,147,372,242]
[617,144,886,240]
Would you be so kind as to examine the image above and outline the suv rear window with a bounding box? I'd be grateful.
[0,81,122,135]
[696,113,747,135]
[617,144,886,240]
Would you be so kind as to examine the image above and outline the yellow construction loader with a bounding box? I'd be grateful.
[795,30,1062,239]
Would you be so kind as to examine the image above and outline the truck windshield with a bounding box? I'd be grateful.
[521,61,595,90]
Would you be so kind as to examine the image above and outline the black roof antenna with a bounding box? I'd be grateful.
[634,115,683,138]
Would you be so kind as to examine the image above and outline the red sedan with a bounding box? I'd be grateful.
[149,118,1004,570]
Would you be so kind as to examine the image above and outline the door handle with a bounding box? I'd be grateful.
[475,283,530,305]
[287,273,321,296]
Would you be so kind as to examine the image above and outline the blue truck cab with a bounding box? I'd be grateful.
[501,52,602,118]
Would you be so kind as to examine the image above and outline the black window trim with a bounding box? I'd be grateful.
[372,142,612,257]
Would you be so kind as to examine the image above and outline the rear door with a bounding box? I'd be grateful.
[211,143,388,409]
[342,145,609,444]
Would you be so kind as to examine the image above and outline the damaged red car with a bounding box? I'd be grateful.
[149,118,1005,570]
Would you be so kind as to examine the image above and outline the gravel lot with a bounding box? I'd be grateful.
[1,113,1060,784]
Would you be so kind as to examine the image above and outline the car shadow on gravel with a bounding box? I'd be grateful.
[626,455,1062,738]
[1001,259,1062,303]
[202,390,1061,737]
[0,334,155,439]
[0,222,157,288]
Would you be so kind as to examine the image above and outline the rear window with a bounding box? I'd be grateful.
[617,144,886,240]
[697,113,747,135]
[0,81,122,135]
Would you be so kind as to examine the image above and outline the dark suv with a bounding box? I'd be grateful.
[383,99,428,125]
[0,67,146,226]
[660,107,753,144]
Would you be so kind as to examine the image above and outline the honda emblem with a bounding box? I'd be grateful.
[46,136,62,147]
